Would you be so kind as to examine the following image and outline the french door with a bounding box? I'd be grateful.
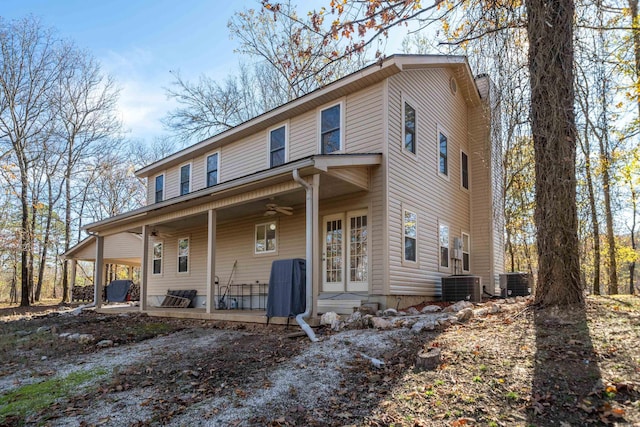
[322,210,368,292]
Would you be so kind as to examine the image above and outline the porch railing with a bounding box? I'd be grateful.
[216,282,268,310]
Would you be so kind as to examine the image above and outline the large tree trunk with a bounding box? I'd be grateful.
[527,0,583,306]
[581,133,601,295]
[62,158,72,303]
[19,170,31,307]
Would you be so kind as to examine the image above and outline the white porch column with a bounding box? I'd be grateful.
[140,225,150,311]
[94,235,104,309]
[311,174,320,317]
[206,209,217,314]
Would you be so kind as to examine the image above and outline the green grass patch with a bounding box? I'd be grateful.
[0,368,107,424]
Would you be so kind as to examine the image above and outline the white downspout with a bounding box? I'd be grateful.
[292,169,319,342]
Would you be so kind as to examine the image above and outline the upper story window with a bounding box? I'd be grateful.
[154,174,164,203]
[206,153,219,187]
[178,237,189,273]
[403,209,417,263]
[152,242,163,275]
[320,103,342,154]
[180,164,191,196]
[439,131,448,177]
[439,223,449,269]
[461,151,469,190]
[255,221,277,254]
[403,102,416,154]
[270,126,286,167]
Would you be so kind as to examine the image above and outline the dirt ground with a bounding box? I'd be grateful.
[1,295,639,426]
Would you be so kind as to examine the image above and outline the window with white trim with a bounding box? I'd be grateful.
[403,101,416,154]
[320,104,342,154]
[439,223,449,268]
[177,237,189,273]
[461,151,469,190]
[439,131,448,176]
[152,242,163,275]
[403,209,417,263]
[255,221,277,254]
[269,126,286,167]
[462,232,470,272]
[180,164,191,196]
[206,153,219,187]
[154,174,164,203]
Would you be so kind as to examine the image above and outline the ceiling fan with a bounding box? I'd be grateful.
[264,203,293,216]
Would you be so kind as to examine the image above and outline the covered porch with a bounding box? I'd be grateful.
[84,154,382,322]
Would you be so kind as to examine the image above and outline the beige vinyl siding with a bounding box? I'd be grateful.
[72,233,141,262]
[468,103,495,289]
[143,83,385,203]
[289,110,316,160]
[221,132,267,182]
[146,211,306,299]
[344,82,384,153]
[386,68,473,296]
[191,153,206,191]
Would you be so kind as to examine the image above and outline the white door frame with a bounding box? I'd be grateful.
[322,213,345,292]
[346,209,368,292]
[322,210,369,293]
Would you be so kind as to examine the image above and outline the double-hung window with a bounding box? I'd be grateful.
[439,131,448,176]
[255,222,277,254]
[403,102,416,154]
[180,164,191,196]
[462,232,470,272]
[152,242,162,275]
[154,174,164,203]
[177,237,189,273]
[320,104,342,154]
[461,151,469,190]
[439,224,449,268]
[403,209,417,263]
[269,126,286,167]
[206,153,219,187]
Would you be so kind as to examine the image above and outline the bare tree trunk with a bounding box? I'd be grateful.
[19,169,31,307]
[527,0,583,306]
[579,129,601,295]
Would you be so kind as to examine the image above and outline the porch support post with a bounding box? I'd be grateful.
[311,174,320,317]
[206,209,217,314]
[94,235,104,309]
[140,225,149,311]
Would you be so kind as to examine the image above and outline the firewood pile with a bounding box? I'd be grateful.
[72,285,94,302]
[72,282,140,302]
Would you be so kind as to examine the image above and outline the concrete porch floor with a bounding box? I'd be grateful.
[95,303,319,326]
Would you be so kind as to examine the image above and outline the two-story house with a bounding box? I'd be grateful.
[74,54,504,321]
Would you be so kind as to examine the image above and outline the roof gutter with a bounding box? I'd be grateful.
[292,168,319,342]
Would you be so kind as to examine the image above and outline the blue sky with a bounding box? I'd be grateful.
[1,0,407,143]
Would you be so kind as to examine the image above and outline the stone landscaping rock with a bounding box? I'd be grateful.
[473,308,489,317]
[78,334,95,344]
[370,317,393,330]
[67,333,80,341]
[456,308,474,322]
[382,308,398,317]
[406,307,420,315]
[443,300,473,313]
[488,304,501,314]
[15,330,31,337]
[411,319,437,334]
[36,325,51,333]
[96,340,114,348]
[421,305,442,313]
[320,312,342,330]
[58,332,71,338]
